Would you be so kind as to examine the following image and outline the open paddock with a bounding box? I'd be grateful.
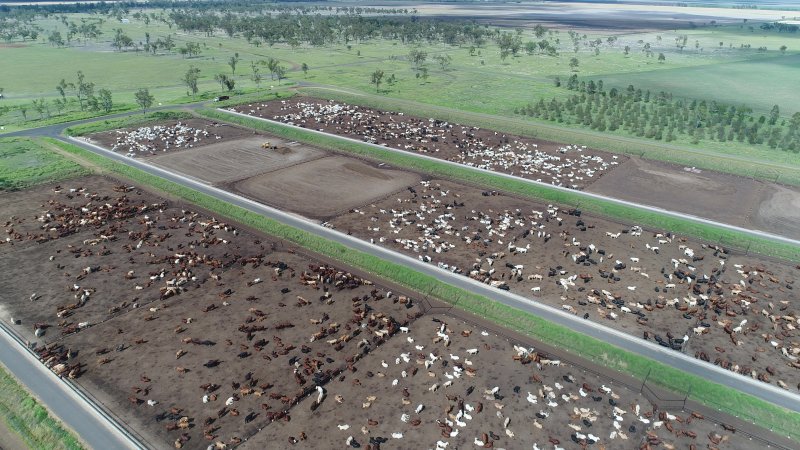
[587,157,800,241]
[87,119,256,158]
[0,174,779,449]
[245,314,747,450]
[1,174,422,449]
[148,137,327,185]
[327,179,800,394]
[229,98,625,190]
[232,156,422,219]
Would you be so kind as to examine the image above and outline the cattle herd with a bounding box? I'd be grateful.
[328,179,800,394]
[229,99,624,190]
[0,175,756,449]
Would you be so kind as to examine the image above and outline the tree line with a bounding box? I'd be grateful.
[516,76,800,152]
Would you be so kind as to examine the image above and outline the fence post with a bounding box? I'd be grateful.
[640,367,651,394]
[683,386,692,410]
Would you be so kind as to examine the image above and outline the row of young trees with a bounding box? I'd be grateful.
[517,77,800,152]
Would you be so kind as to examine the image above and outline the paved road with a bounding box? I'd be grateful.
[66,135,800,413]
[0,322,142,450]
[222,109,800,250]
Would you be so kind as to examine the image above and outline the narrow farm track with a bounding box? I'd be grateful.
[63,135,800,414]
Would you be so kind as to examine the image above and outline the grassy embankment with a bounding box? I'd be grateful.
[196,108,800,261]
[47,136,800,442]
[0,137,89,190]
[0,366,84,450]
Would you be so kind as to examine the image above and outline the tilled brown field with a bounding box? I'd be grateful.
[229,99,625,190]
[0,176,756,450]
[327,179,800,394]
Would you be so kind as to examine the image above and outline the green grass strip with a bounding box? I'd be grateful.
[299,87,800,187]
[46,137,800,442]
[64,110,194,137]
[0,137,90,191]
[198,108,800,262]
[0,365,84,450]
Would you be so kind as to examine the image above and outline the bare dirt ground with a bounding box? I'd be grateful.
[327,179,800,394]
[0,175,421,449]
[0,175,764,450]
[229,98,800,242]
[87,119,256,157]
[229,99,625,190]
[587,157,800,241]
[148,137,326,185]
[244,313,747,450]
[232,156,422,219]
[754,184,800,241]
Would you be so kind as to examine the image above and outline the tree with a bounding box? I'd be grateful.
[97,89,113,113]
[769,104,780,125]
[433,54,452,71]
[371,69,384,92]
[569,57,579,71]
[266,58,279,80]
[408,49,427,68]
[275,65,287,85]
[112,28,133,51]
[780,45,787,54]
[214,73,230,91]
[658,52,666,62]
[183,65,200,97]
[251,61,263,88]
[56,78,73,102]
[624,45,630,55]
[19,105,27,121]
[32,98,49,119]
[301,62,309,77]
[134,88,154,114]
[75,71,94,111]
[228,53,239,75]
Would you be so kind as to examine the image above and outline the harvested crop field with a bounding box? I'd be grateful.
[327,179,800,394]
[586,157,800,241]
[232,156,421,218]
[86,119,255,157]
[228,99,625,190]
[148,137,326,185]
[0,175,775,450]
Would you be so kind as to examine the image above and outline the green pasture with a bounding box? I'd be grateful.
[596,53,800,115]
[46,136,800,443]
[0,137,89,190]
